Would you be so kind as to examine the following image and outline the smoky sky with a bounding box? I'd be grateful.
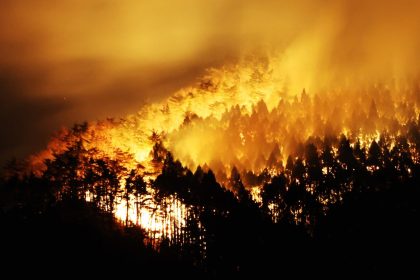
[1,0,419,166]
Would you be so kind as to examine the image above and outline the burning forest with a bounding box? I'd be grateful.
[1,0,419,278]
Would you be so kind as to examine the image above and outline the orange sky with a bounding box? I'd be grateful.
[0,0,419,164]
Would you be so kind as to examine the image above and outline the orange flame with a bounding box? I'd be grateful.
[28,54,419,182]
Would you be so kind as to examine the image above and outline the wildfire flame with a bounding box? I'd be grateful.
[2,0,420,263]
[27,53,419,185]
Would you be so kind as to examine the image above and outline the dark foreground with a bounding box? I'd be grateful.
[2,130,419,278]
[1,181,418,278]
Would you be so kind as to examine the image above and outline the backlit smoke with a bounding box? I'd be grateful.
[2,0,419,184]
[27,53,419,185]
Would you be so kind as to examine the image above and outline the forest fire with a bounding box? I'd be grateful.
[1,0,419,277]
[13,54,417,240]
[26,53,419,184]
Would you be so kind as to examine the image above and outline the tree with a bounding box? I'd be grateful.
[305,142,322,185]
[367,140,382,170]
[267,143,281,169]
[338,135,356,171]
[285,155,294,178]
[44,140,86,200]
[353,139,366,165]
[391,136,413,176]
[104,160,121,213]
[292,157,305,183]
[321,142,334,175]
[261,174,287,219]
[150,131,167,164]
[125,170,147,226]
[229,166,242,193]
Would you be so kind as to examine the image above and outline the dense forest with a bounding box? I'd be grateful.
[1,114,419,277]
[1,0,420,277]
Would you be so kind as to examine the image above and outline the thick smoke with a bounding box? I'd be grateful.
[1,0,419,164]
[1,0,419,95]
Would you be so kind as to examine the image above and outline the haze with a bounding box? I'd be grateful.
[1,0,419,165]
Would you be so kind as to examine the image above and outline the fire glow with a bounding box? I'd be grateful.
[28,53,419,185]
[1,1,420,272]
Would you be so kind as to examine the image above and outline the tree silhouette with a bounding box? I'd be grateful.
[391,136,413,176]
[367,140,382,170]
[305,142,322,191]
[1,99,419,278]
[123,170,147,226]
[261,174,287,220]
[338,135,357,172]
[267,143,282,169]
